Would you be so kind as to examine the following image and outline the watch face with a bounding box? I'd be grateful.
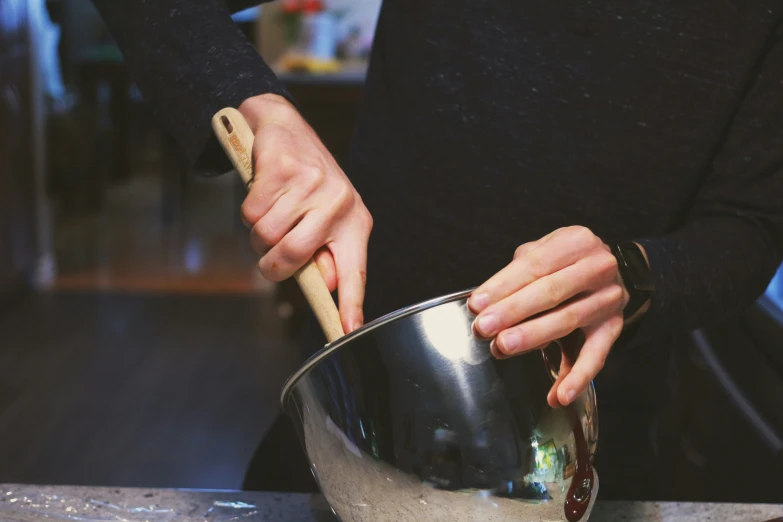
[619,243,654,292]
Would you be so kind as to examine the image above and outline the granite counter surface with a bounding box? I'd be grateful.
[1,484,782,521]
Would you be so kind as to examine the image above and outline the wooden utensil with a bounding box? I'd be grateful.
[212,107,345,343]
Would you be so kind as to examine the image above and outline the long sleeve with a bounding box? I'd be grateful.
[90,0,289,172]
[632,25,783,345]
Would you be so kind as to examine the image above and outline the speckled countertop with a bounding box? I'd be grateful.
[1,484,782,522]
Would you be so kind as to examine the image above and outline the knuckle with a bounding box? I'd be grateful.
[240,201,259,226]
[255,145,274,169]
[349,194,373,231]
[597,251,619,275]
[301,166,326,194]
[605,284,624,305]
[571,225,596,245]
[550,226,568,238]
[361,208,374,232]
[276,153,297,174]
[333,184,355,213]
[578,357,606,379]
[514,244,528,259]
[563,307,584,329]
[544,280,566,307]
[609,315,624,336]
[280,243,306,266]
[501,300,522,325]
[281,235,315,266]
[254,220,280,247]
[527,251,547,277]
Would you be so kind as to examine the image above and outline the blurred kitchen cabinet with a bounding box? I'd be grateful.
[255,3,364,164]
[285,78,363,165]
[256,3,285,67]
[0,1,38,305]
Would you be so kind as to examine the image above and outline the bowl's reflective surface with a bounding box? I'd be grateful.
[282,290,599,522]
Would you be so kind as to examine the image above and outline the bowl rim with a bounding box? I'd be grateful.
[280,287,476,408]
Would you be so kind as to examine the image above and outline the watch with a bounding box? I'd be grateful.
[609,241,654,319]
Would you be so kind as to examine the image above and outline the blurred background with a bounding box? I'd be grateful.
[1,0,783,500]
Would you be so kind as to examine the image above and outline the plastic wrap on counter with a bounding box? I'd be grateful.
[0,487,266,522]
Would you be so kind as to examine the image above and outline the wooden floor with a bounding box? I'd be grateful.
[0,173,304,489]
[0,291,301,489]
[52,174,269,295]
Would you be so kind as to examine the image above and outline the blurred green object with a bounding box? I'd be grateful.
[79,44,124,63]
[278,11,303,46]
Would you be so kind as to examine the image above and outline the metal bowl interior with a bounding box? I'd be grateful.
[281,289,599,522]
[281,289,477,406]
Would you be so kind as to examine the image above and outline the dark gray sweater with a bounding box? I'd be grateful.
[92,0,783,399]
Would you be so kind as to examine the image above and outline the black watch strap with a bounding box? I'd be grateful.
[610,242,653,319]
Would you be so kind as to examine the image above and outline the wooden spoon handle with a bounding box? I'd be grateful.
[212,107,345,343]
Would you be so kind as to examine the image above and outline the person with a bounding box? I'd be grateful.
[90,0,783,500]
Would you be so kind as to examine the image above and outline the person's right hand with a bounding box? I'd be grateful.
[238,93,373,334]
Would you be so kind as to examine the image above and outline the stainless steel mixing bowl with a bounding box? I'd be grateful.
[281,289,599,522]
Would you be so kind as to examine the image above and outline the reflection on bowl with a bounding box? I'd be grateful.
[283,290,599,522]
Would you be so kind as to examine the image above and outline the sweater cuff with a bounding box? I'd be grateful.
[616,216,781,349]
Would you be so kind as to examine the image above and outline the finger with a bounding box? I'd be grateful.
[510,228,566,260]
[240,174,288,229]
[490,339,510,360]
[470,238,543,311]
[474,254,620,338]
[249,223,267,256]
[249,188,308,253]
[259,211,328,281]
[332,234,369,334]
[314,247,338,293]
[547,342,575,408]
[556,316,623,406]
[547,368,568,408]
[492,283,624,355]
[470,226,602,312]
[477,239,539,314]
[547,374,565,408]
[511,239,542,260]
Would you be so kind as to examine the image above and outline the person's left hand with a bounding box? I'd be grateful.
[469,226,632,408]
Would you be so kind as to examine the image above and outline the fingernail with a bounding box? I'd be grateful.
[470,293,490,312]
[499,331,521,353]
[350,315,364,332]
[489,339,501,359]
[547,389,561,409]
[476,314,498,336]
[566,389,576,403]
